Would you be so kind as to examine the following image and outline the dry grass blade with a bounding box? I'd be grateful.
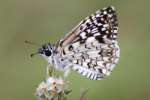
[79,89,88,100]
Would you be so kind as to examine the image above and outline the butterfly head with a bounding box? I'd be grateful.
[38,43,52,56]
[37,43,55,64]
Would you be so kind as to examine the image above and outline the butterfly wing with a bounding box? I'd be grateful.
[56,6,120,80]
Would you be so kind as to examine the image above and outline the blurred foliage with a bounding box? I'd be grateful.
[0,0,150,100]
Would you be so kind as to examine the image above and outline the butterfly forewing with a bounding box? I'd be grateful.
[56,6,120,80]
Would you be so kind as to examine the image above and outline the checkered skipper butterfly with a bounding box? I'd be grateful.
[37,6,120,80]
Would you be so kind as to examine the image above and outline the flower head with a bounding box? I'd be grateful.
[36,76,70,100]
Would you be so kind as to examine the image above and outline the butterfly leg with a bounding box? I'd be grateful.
[64,68,71,78]
[63,63,73,78]
[46,64,54,77]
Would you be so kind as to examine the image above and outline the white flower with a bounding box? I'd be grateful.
[36,76,68,100]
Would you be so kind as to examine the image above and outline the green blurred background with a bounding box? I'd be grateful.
[0,0,150,100]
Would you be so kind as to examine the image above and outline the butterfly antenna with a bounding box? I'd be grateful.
[25,40,40,57]
[30,52,39,58]
[24,40,40,46]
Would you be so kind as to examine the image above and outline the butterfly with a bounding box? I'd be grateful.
[36,6,120,80]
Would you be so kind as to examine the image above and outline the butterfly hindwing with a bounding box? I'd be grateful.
[57,6,120,80]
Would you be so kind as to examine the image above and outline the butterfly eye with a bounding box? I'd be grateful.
[44,50,52,56]
[38,44,52,57]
